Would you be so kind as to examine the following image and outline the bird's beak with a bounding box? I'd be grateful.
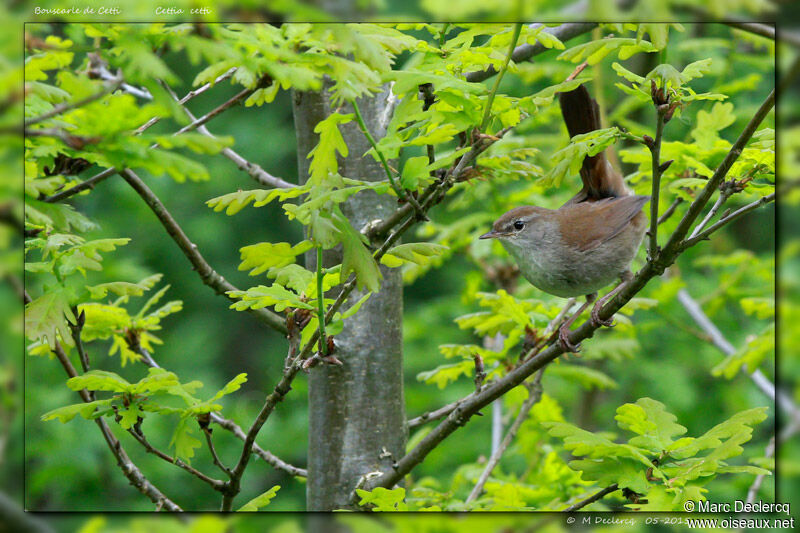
[479,230,499,240]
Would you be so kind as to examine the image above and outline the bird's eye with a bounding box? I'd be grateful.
[513,220,525,231]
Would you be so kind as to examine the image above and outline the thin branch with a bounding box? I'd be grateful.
[563,484,620,512]
[137,68,238,133]
[118,168,287,334]
[465,23,598,83]
[132,344,307,477]
[725,22,775,41]
[682,193,775,248]
[44,77,265,203]
[746,435,775,505]
[408,400,461,429]
[480,23,522,131]
[127,427,226,490]
[203,428,233,476]
[45,335,181,510]
[351,98,426,218]
[648,109,667,259]
[160,81,293,189]
[657,197,683,225]
[466,370,544,503]
[25,76,123,127]
[676,287,797,418]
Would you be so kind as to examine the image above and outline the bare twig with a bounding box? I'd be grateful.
[725,22,774,41]
[682,193,775,248]
[657,197,683,226]
[203,428,233,476]
[118,169,287,334]
[746,435,775,505]
[466,370,544,503]
[563,484,620,511]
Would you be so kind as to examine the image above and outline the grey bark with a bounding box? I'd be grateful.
[292,86,406,510]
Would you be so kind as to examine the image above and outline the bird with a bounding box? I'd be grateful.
[480,82,649,352]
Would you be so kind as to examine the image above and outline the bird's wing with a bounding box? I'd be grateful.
[556,195,649,252]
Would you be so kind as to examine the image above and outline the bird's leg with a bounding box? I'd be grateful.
[590,271,633,328]
[558,293,596,353]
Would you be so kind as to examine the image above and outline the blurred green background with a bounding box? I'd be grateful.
[2,0,795,530]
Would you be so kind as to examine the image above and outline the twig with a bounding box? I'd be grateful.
[657,197,683,226]
[25,76,123,126]
[648,108,667,259]
[137,68,238,133]
[746,435,775,505]
[688,188,731,240]
[160,81,293,189]
[203,428,232,476]
[316,245,328,355]
[466,23,598,83]
[408,400,461,429]
[351,98,426,219]
[563,484,620,511]
[676,287,797,417]
[127,427,226,490]
[118,169,287,334]
[133,345,307,477]
[682,193,775,248]
[480,23,522,131]
[466,370,544,503]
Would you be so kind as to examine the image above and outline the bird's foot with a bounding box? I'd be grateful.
[558,324,581,354]
[590,303,616,328]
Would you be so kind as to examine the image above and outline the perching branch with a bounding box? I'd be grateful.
[117,169,287,334]
[361,86,776,494]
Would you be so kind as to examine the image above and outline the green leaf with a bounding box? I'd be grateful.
[238,241,313,276]
[307,113,353,186]
[118,404,143,429]
[206,186,310,216]
[558,38,657,66]
[228,284,315,313]
[334,212,382,293]
[41,399,113,423]
[67,370,131,393]
[25,287,76,347]
[615,398,687,452]
[380,242,448,268]
[401,156,429,190]
[210,373,248,402]
[417,361,472,389]
[237,485,281,512]
[170,416,202,463]
[691,102,735,150]
[356,487,407,511]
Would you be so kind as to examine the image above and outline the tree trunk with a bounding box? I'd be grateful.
[292,86,406,510]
